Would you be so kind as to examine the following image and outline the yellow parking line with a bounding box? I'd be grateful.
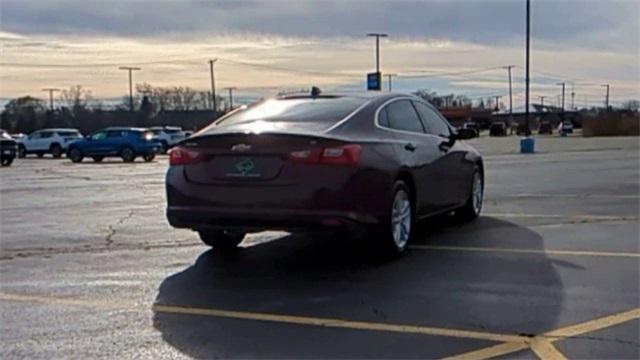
[443,341,528,360]
[152,303,523,343]
[0,290,522,343]
[483,213,637,221]
[0,291,129,310]
[543,307,640,339]
[448,307,640,360]
[410,245,640,258]
[529,338,567,360]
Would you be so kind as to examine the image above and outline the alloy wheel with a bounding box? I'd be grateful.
[472,172,483,215]
[391,189,411,250]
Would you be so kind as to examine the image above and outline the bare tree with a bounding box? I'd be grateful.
[59,85,93,113]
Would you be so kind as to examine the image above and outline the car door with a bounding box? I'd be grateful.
[105,130,126,155]
[382,99,445,216]
[24,131,42,151]
[30,131,52,151]
[85,131,108,155]
[413,101,474,208]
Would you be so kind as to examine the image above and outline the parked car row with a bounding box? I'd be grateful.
[9,126,191,163]
[459,120,576,137]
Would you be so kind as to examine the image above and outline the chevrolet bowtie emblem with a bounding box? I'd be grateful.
[231,144,251,152]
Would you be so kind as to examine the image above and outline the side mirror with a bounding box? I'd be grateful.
[456,128,477,140]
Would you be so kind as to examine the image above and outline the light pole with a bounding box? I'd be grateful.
[386,73,397,92]
[42,88,60,110]
[208,59,218,112]
[601,84,610,110]
[503,65,515,116]
[119,66,141,112]
[366,33,388,74]
[225,87,237,110]
[524,0,531,136]
[557,82,566,112]
[539,95,546,109]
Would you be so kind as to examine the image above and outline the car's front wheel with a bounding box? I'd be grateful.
[455,166,483,221]
[376,180,413,255]
[68,148,83,163]
[198,230,246,252]
[120,147,135,163]
[50,144,62,158]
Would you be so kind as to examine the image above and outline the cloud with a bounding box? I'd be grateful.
[0,0,638,51]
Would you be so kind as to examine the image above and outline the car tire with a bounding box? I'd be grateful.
[120,147,135,163]
[68,148,84,163]
[143,154,155,162]
[50,144,62,158]
[17,145,26,158]
[1,158,13,167]
[37,153,44,158]
[375,180,413,256]
[198,230,245,251]
[455,165,483,222]
[92,156,104,163]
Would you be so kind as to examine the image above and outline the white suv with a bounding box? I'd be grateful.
[150,126,186,152]
[17,128,83,158]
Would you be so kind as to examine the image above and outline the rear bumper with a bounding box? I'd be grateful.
[165,164,393,233]
[167,206,379,232]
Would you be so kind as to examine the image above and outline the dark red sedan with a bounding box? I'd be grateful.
[166,92,483,255]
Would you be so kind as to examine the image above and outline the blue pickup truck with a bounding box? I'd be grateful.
[67,127,161,163]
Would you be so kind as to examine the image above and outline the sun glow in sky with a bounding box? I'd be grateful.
[1,0,638,107]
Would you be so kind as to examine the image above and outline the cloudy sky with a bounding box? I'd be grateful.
[1,0,638,107]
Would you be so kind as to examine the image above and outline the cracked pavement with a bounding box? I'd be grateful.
[0,135,638,359]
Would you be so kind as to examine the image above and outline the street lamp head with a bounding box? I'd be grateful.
[367,33,388,37]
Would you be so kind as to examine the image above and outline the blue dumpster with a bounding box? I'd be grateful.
[520,137,535,153]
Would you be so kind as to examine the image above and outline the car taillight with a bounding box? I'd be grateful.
[288,144,361,166]
[169,146,203,166]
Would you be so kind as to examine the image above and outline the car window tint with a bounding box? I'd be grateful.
[385,100,425,133]
[378,108,390,127]
[413,101,451,137]
[40,131,53,138]
[29,132,41,139]
[216,97,367,126]
[91,132,107,140]
[59,131,80,137]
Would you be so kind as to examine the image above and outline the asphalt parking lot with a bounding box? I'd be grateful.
[1,134,638,359]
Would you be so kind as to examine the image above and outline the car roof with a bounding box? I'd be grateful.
[102,127,147,131]
[33,128,80,132]
[150,126,181,130]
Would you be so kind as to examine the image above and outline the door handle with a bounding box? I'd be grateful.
[404,143,416,152]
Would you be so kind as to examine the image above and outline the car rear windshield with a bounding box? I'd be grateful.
[216,97,367,126]
[58,131,81,137]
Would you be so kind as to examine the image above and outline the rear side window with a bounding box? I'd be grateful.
[384,100,425,133]
[216,97,367,126]
[378,108,390,127]
[413,101,451,137]
[58,131,81,137]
